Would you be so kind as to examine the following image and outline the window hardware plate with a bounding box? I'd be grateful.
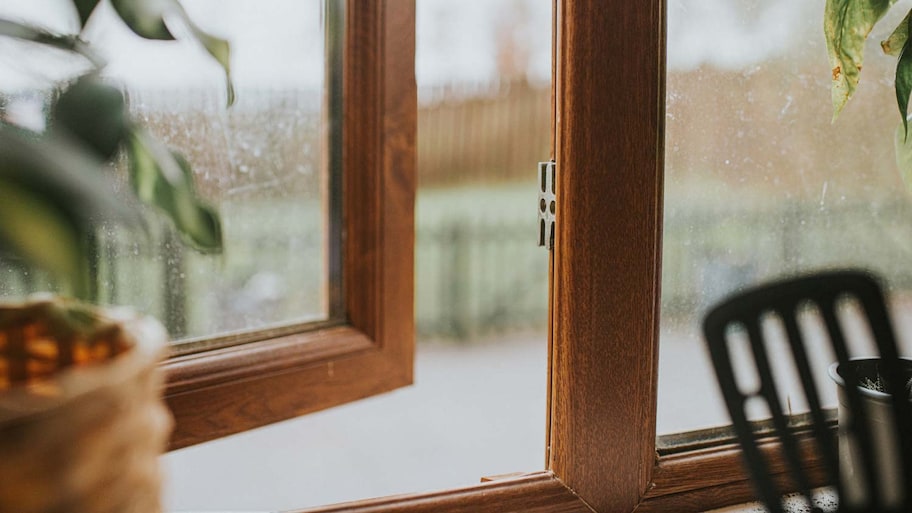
[538,160,556,250]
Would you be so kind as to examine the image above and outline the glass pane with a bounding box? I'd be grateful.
[659,0,912,437]
[164,1,551,509]
[0,0,338,346]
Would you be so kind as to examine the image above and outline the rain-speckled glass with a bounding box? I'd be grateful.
[659,0,912,437]
[0,0,338,346]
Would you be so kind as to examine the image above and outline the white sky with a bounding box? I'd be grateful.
[416,0,550,87]
[0,0,324,92]
[0,0,880,93]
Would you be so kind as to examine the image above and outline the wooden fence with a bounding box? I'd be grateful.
[418,80,550,187]
[415,217,548,340]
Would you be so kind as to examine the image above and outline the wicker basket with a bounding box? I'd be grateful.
[0,297,171,513]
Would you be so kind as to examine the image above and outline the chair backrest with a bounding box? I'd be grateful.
[702,269,912,513]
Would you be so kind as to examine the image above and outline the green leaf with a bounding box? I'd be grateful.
[108,0,235,106]
[0,180,88,298]
[125,130,222,252]
[52,75,129,160]
[882,9,911,55]
[824,0,897,121]
[0,126,139,227]
[188,22,235,106]
[895,121,912,189]
[0,18,102,65]
[110,0,175,40]
[897,14,912,138]
[0,126,140,298]
[71,0,101,29]
[174,3,235,106]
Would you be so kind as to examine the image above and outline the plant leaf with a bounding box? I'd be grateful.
[0,18,101,65]
[71,0,101,29]
[0,126,140,227]
[0,126,140,298]
[0,180,88,298]
[52,75,129,160]
[897,13,912,138]
[188,21,235,106]
[108,0,234,106]
[825,0,897,121]
[125,130,222,252]
[882,9,911,55]
[895,121,912,188]
[173,3,235,106]
[109,0,175,40]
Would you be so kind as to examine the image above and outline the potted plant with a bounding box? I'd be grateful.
[829,358,912,509]
[0,1,232,511]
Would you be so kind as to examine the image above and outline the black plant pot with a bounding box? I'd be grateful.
[829,358,912,509]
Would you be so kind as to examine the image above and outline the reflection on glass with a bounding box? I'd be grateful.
[0,0,335,344]
[660,0,912,436]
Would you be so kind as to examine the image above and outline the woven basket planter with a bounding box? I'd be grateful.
[0,297,171,513]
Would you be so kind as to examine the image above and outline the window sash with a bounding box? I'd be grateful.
[549,1,826,511]
[163,0,416,450]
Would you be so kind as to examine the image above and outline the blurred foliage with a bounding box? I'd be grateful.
[0,0,232,299]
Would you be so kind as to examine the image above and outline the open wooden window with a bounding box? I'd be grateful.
[166,0,829,510]
[164,1,417,449]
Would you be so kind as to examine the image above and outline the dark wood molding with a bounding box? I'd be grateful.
[164,0,416,450]
[634,480,762,513]
[165,325,370,395]
[647,429,829,500]
[165,338,410,449]
[636,461,829,513]
[636,430,829,512]
[548,0,666,512]
[290,472,594,513]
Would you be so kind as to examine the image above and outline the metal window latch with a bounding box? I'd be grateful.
[538,160,555,250]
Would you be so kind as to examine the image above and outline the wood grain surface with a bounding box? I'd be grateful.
[549,0,666,511]
[291,472,593,513]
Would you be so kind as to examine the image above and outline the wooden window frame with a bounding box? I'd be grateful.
[163,0,828,511]
[163,1,417,450]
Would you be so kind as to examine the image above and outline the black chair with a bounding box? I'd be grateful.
[702,269,912,513]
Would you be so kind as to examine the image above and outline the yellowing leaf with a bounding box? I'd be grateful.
[882,9,911,55]
[825,0,897,120]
